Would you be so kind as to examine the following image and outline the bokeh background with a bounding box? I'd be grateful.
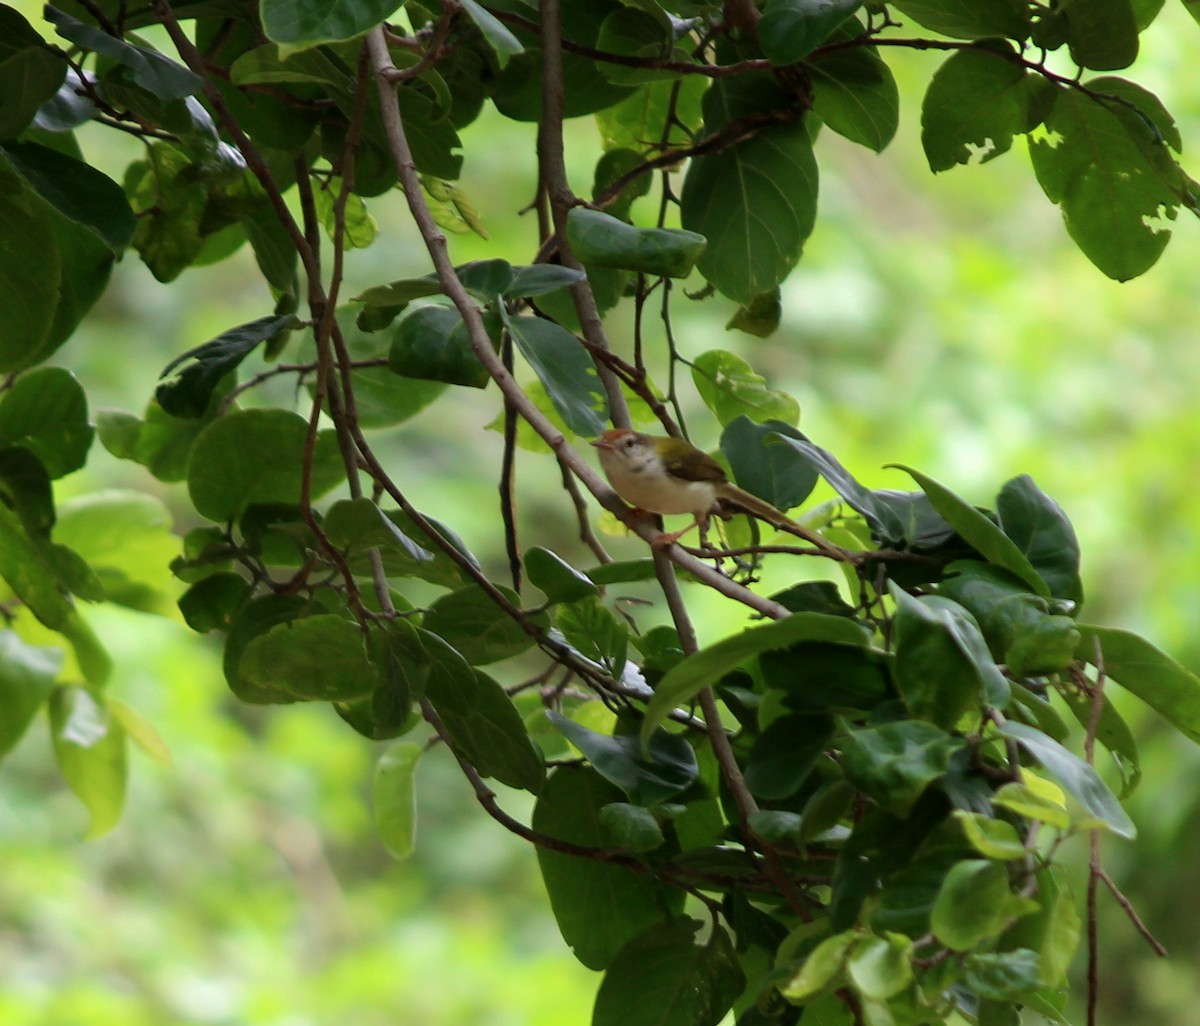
[4,4,1200,1023]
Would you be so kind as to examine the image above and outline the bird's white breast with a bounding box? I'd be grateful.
[597,447,718,517]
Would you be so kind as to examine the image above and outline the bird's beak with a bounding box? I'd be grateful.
[591,437,613,450]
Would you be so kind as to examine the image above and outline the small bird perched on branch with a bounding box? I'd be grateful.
[591,428,796,547]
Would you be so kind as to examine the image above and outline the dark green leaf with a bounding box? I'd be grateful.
[422,632,545,792]
[1057,686,1140,798]
[585,558,658,586]
[157,314,299,418]
[806,39,899,153]
[178,571,251,633]
[2,140,134,254]
[596,75,707,154]
[566,208,705,278]
[223,594,309,703]
[692,350,800,427]
[931,859,1030,950]
[389,304,491,389]
[744,712,835,800]
[49,684,127,837]
[506,263,587,298]
[505,314,608,437]
[46,7,202,98]
[0,500,71,627]
[995,720,1135,838]
[594,7,678,86]
[593,918,745,1026]
[891,464,1050,596]
[0,367,92,478]
[598,802,665,852]
[1029,88,1180,281]
[548,710,697,807]
[556,596,628,674]
[0,629,63,758]
[0,8,67,139]
[323,496,433,565]
[0,159,59,371]
[1004,865,1080,985]
[1075,624,1200,744]
[774,438,951,547]
[891,587,1010,727]
[720,416,817,510]
[423,583,545,665]
[374,740,422,859]
[1063,0,1138,70]
[725,288,782,338]
[761,641,892,712]
[995,475,1082,606]
[526,546,598,604]
[239,614,378,701]
[97,396,220,483]
[187,408,345,521]
[534,765,684,969]
[887,0,1030,40]
[642,613,871,744]
[839,720,961,816]
[760,0,864,64]
[965,949,1043,1000]
[260,0,405,49]
[921,45,1031,172]
[681,75,817,303]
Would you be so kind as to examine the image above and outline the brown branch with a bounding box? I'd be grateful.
[364,26,792,621]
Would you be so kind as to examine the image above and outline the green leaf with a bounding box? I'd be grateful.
[459,0,524,67]
[46,7,202,98]
[526,546,598,604]
[847,933,914,1001]
[97,397,218,483]
[681,75,817,303]
[725,288,782,338]
[566,208,705,278]
[744,712,835,799]
[505,314,608,437]
[423,584,545,665]
[993,780,1070,831]
[760,0,864,63]
[641,613,870,746]
[598,802,665,852]
[890,464,1050,596]
[1005,866,1080,986]
[1063,0,1139,70]
[547,710,697,807]
[260,0,405,51]
[995,475,1082,606]
[965,949,1043,1000]
[1075,624,1200,744]
[760,641,891,712]
[0,629,63,758]
[932,859,1029,950]
[389,304,492,389]
[781,929,856,1001]
[374,741,422,859]
[0,8,67,139]
[720,416,818,510]
[954,811,1029,861]
[240,614,379,701]
[594,7,679,86]
[157,314,298,418]
[921,45,1031,172]
[534,766,684,969]
[596,75,707,154]
[994,720,1135,838]
[556,595,628,675]
[49,685,127,838]
[506,263,587,298]
[178,571,250,633]
[421,630,545,792]
[839,720,961,817]
[323,496,433,565]
[1029,88,1180,281]
[187,408,345,521]
[1057,686,1141,798]
[55,491,180,616]
[229,42,355,88]
[592,918,745,1026]
[0,500,71,628]
[806,39,899,153]
[887,0,1030,40]
[0,367,92,479]
[691,350,800,427]
[0,160,60,372]
[891,587,1010,727]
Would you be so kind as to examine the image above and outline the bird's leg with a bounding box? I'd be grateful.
[653,513,709,548]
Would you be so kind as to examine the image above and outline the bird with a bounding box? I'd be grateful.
[591,428,795,547]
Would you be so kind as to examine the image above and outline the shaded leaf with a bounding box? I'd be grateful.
[505,313,608,437]
[50,684,127,838]
[260,0,405,51]
[566,208,705,278]
[526,546,598,604]
[533,765,684,969]
[720,416,817,510]
[374,741,422,859]
[0,367,92,478]
[423,584,545,665]
[995,475,1082,606]
[807,40,899,153]
[760,0,865,64]
[240,614,378,701]
[839,720,961,816]
[0,629,63,758]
